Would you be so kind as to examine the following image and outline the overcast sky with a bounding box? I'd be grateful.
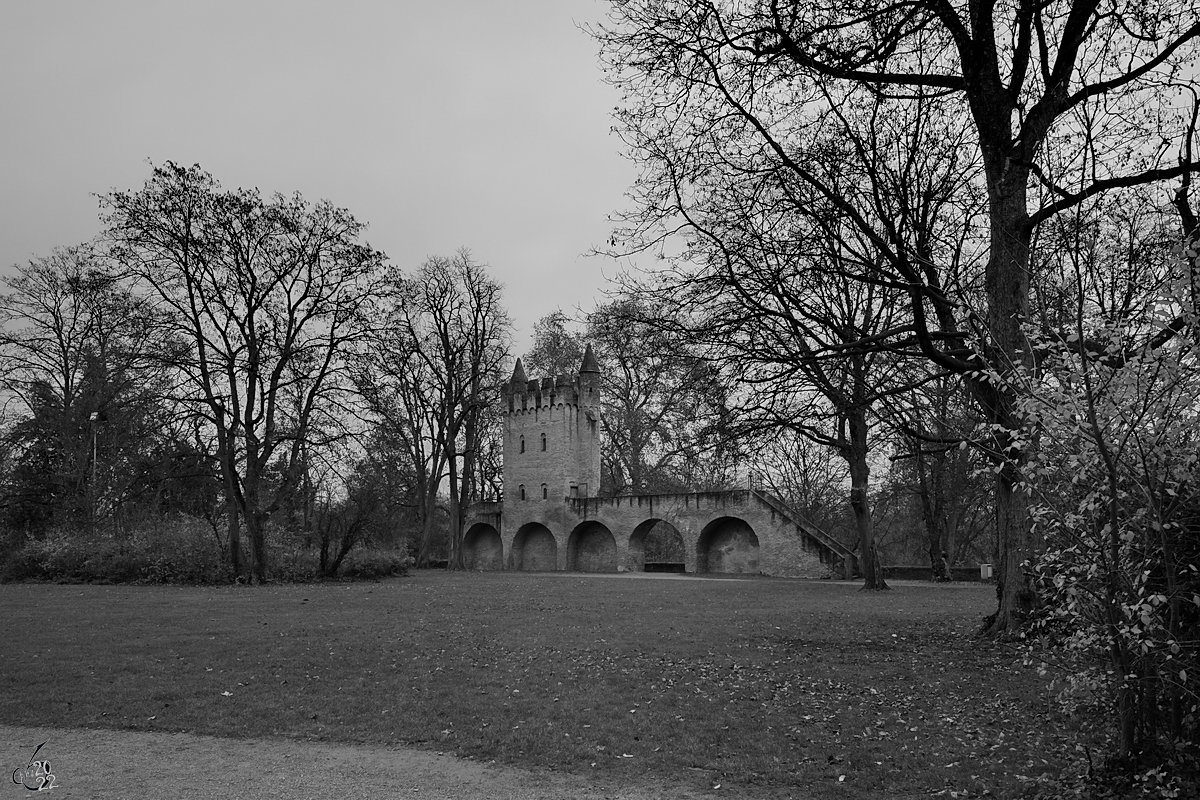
[0,0,637,353]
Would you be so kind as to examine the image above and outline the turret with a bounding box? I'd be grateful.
[579,343,600,374]
[510,357,527,387]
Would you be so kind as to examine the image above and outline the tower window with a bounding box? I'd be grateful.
[519,484,526,500]
[519,435,525,454]
[541,483,548,499]
[540,433,547,451]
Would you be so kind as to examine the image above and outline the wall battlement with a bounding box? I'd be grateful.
[503,373,595,412]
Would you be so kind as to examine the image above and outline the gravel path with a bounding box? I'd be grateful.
[3,724,710,799]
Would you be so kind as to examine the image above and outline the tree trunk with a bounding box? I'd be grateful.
[225,499,242,581]
[222,457,243,580]
[451,388,479,571]
[416,483,439,567]
[241,447,269,583]
[447,440,463,571]
[247,512,268,584]
[929,533,951,582]
[988,463,1036,632]
[915,447,952,582]
[979,169,1036,634]
[846,408,888,591]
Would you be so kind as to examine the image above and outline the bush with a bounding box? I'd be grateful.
[337,548,412,579]
[0,515,411,584]
[134,515,229,583]
[0,515,228,584]
[1016,268,1200,789]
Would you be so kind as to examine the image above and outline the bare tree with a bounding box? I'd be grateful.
[102,163,386,582]
[749,427,851,541]
[885,375,994,580]
[595,0,1200,631]
[358,251,510,568]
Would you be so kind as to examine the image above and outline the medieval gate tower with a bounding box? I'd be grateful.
[462,343,853,575]
[502,344,602,504]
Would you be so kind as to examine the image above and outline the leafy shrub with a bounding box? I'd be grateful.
[337,548,412,579]
[0,515,228,584]
[1,515,410,584]
[133,515,229,583]
[1015,258,1200,789]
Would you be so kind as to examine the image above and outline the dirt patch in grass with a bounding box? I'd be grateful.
[0,574,1081,798]
[0,722,706,799]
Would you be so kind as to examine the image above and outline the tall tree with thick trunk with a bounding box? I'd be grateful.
[595,0,1200,632]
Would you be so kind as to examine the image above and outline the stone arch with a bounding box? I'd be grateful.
[628,519,685,572]
[512,523,557,571]
[463,523,503,570]
[697,517,760,574]
[567,521,617,572]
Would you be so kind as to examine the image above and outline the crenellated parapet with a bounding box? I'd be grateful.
[503,373,595,413]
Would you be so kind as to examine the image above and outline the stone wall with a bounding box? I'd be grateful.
[489,490,851,578]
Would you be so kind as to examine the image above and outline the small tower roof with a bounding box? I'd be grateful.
[579,343,600,374]
[510,357,528,385]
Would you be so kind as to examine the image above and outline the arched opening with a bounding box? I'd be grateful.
[519,435,525,453]
[567,521,617,572]
[463,523,503,570]
[541,483,548,499]
[697,517,760,574]
[512,523,558,571]
[540,432,547,451]
[519,484,526,500]
[629,519,685,573]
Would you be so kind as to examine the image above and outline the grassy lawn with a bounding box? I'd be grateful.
[0,573,1079,798]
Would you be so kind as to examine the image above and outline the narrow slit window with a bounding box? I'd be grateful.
[519,484,526,500]
[519,435,525,453]
[540,433,547,451]
[541,484,548,499]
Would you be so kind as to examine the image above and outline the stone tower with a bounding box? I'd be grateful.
[502,345,601,502]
